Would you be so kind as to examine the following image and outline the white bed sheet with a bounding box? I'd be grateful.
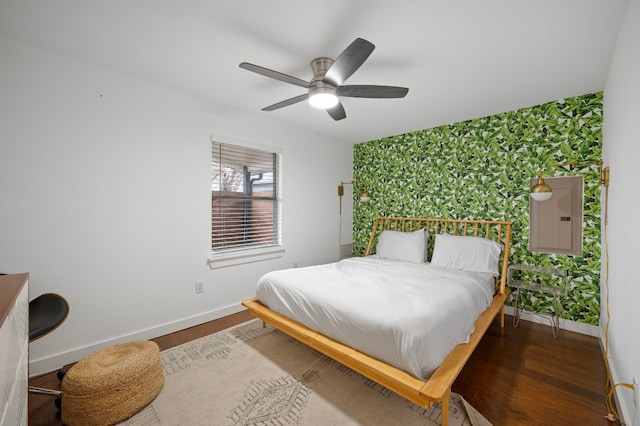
[255,256,495,380]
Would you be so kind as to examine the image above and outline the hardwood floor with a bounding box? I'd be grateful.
[452,317,618,426]
[29,311,618,426]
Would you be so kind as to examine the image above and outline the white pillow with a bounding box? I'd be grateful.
[430,233,502,276]
[376,229,428,263]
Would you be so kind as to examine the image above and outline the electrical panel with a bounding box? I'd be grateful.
[529,176,583,256]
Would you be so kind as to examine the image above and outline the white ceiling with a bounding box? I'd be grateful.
[0,0,630,144]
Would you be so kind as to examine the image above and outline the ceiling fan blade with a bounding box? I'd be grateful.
[323,38,375,87]
[338,85,409,98]
[262,93,309,111]
[239,62,310,89]
[326,101,346,121]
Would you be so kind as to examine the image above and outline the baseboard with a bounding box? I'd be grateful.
[28,302,246,377]
[502,306,599,337]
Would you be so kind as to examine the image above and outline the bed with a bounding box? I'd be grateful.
[242,216,512,425]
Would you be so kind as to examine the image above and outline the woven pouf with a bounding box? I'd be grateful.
[61,341,164,426]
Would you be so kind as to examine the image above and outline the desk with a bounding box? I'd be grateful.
[0,273,29,425]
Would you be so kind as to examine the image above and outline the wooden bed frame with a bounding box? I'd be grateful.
[242,216,512,425]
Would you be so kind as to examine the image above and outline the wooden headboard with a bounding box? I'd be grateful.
[364,216,513,295]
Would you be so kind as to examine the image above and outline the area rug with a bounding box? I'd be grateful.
[120,319,492,425]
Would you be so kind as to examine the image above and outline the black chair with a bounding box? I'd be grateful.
[28,293,69,407]
[29,293,69,342]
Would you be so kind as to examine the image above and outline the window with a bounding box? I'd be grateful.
[211,141,281,261]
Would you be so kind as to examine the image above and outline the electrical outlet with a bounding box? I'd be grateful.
[195,280,204,294]
[634,377,638,406]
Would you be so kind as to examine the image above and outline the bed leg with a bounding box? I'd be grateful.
[261,320,266,328]
[500,305,505,328]
[441,389,451,426]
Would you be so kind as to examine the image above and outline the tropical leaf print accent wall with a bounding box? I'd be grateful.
[353,92,603,325]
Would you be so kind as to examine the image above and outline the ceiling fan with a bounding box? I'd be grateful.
[239,38,409,121]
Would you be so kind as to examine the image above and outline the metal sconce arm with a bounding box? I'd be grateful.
[551,159,610,187]
[338,180,370,201]
[530,159,610,200]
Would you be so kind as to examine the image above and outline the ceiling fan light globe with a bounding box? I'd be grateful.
[309,93,339,109]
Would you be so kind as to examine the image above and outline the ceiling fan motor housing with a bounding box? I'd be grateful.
[309,57,337,94]
[308,57,338,108]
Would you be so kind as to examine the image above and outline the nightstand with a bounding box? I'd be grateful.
[508,264,568,338]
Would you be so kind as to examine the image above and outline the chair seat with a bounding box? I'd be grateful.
[29,293,69,341]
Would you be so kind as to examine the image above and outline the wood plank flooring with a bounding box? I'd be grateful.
[29,311,619,426]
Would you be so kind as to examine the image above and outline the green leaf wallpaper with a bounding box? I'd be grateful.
[353,92,603,325]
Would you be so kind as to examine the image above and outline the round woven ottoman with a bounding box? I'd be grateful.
[61,341,164,426]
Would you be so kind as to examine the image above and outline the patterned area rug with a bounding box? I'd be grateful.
[120,319,492,425]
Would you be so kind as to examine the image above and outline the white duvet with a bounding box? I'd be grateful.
[256,256,495,380]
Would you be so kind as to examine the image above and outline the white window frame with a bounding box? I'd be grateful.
[207,137,283,268]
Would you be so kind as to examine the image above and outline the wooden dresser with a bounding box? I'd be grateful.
[0,273,29,426]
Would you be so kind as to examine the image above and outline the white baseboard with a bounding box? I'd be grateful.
[502,306,599,337]
[29,303,246,377]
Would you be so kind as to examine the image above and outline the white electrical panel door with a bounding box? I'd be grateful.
[529,176,583,256]
[533,188,573,250]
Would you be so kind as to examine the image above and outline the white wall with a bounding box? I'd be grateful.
[0,35,354,375]
[602,0,640,423]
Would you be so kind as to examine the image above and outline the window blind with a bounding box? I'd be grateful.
[211,141,279,252]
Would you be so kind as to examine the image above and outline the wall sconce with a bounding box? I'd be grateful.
[338,180,370,202]
[530,159,610,202]
[338,180,371,203]
[530,172,553,201]
[337,181,369,254]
